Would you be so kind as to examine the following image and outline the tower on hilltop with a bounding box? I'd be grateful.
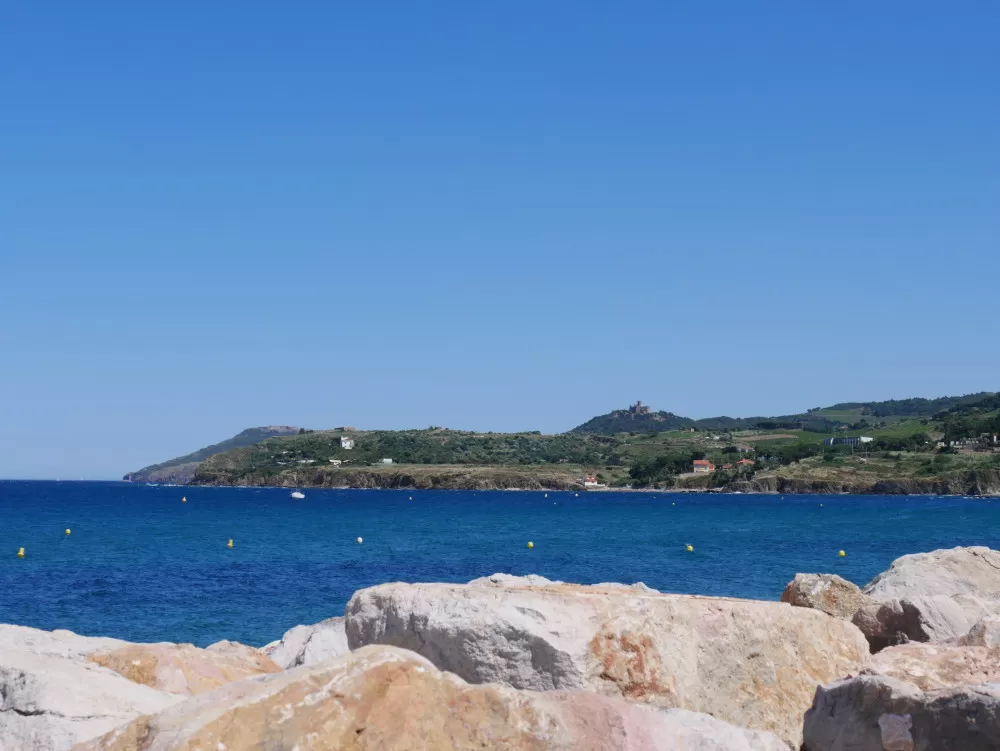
[628,401,651,415]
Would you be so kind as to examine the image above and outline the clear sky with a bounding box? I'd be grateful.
[1,2,997,479]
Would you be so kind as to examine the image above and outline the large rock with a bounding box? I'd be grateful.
[0,624,275,750]
[802,674,1000,751]
[263,616,349,669]
[782,573,872,619]
[0,624,127,661]
[844,547,1000,653]
[79,645,788,751]
[803,639,1000,749]
[87,641,280,695]
[852,594,998,652]
[0,650,180,751]
[959,615,1000,647]
[864,642,1000,690]
[345,575,869,745]
[863,546,1000,600]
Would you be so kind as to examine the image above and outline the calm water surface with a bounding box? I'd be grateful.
[1,481,997,646]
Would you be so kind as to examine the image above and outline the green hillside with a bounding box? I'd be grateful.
[126,426,302,483]
[570,406,694,435]
[193,428,621,486]
[571,392,996,435]
[132,390,1000,493]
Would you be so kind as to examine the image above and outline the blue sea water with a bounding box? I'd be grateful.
[1,481,997,647]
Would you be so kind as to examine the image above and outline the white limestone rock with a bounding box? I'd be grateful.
[345,576,869,746]
[264,616,349,669]
[0,650,179,751]
[864,546,1000,600]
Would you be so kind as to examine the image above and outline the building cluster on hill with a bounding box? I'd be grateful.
[942,434,1000,453]
[823,436,874,447]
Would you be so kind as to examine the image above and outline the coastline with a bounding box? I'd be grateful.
[9,545,1000,749]
[181,478,999,497]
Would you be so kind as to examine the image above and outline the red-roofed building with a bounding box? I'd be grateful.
[737,458,755,466]
[693,459,715,474]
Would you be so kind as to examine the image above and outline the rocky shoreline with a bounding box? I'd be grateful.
[187,465,1000,495]
[5,547,1000,749]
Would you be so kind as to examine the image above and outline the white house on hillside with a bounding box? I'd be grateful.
[340,436,355,450]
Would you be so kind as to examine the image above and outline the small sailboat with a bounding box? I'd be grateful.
[290,491,306,499]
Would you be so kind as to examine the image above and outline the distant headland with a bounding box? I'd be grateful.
[124,392,1000,495]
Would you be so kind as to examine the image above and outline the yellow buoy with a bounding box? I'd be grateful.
[838,550,846,557]
[686,544,694,552]
[527,541,534,549]
[181,497,187,503]
[357,537,363,544]
[65,529,71,535]
[17,547,25,558]
[227,539,234,548]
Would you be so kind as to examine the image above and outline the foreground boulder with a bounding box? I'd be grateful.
[0,650,179,751]
[345,575,869,745]
[862,642,1000,690]
[87,640,280,695]
[803,640,1000,749]
[794,547,1000,652]
[0,624,127,661]
[802,675,1000,750]
[0,624,276,750]
[263,616,349,669]
[782,573,873,619]
[959,615,1000,647]
[863,546,1000,600]
[851,594,997,652]
[79,645,788,751]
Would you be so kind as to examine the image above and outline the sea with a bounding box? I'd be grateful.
[1,481,997,647]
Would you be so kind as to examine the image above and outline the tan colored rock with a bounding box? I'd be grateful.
[79,645,788,751]
[345,575,869,746]
[781,573,872,619]
[863,546,1000,600]
[87,641,280,696]
[864,642,1000,691]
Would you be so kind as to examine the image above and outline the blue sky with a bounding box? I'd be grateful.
[1,2,997,479]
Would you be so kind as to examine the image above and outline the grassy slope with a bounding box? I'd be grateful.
[572,392,996,434]
[194,429,623,487]
[185,392,1000,492]
[128,426,301,482]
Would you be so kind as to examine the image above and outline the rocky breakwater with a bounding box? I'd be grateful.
[80,645,788,751]
[783,546,1000,652]
[0,625,279,751]
[781,546,1000,749]
[803,642,1000,750]
[345,573,870,746]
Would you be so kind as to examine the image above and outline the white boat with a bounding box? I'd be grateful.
[290,491,306,499]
